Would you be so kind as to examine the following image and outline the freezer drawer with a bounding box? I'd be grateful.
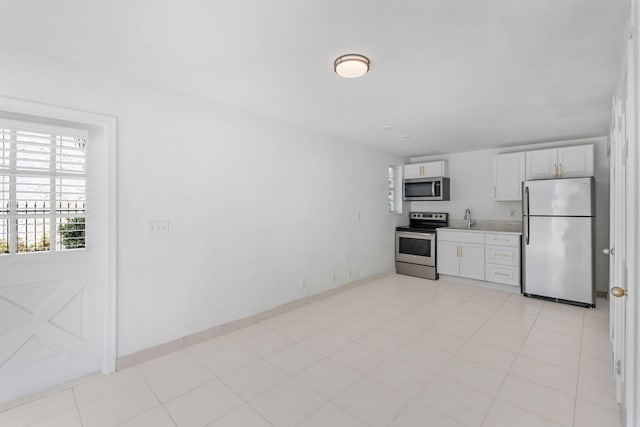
[524,177,594,217]
[523,216,594,305]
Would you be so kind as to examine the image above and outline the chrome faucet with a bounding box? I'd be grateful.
[464,208,475,229]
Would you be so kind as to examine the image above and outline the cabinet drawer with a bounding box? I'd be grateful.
[485,233,520,247]
[486,245,520,266]
[437,230,484,244]
[486,264,520,287]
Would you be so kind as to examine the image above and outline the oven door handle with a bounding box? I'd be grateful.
[397,231,435,239]
[432,181,435,197]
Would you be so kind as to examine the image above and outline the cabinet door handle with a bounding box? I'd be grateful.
[553,163,558,177]
[559,163,563,176]
[493,186,496,199]
[459,246,462,257]
[494,272,510,277]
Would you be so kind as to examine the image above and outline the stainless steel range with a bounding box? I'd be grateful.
[395,212,448,280]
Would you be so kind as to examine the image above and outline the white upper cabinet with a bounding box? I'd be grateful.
[492,152,525,200]
[403,160,448,179]
[525,148,558,180]
[403,163,422,179]
[557,145,594,178]
[525,145,593,180]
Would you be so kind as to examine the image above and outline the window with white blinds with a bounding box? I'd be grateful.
[0,119,87,255]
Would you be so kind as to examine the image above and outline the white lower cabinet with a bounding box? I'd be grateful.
[459,243,485,280]
[437,231,485,280]
[437,241,461,276]
[437,230,521,286]
[486,264,520,286]
[484,233,521,287]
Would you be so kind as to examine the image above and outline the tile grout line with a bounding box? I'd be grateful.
[324,286,414,427]
[484,299,588,427]
[5,281,612,427]
[375,287,505,426]
[571,310,586,427]
[133,368,178,427]
[297,281,446,426]
[189,321,331,426]
[477,295,543,427]
[388,290,513,426]
[70,387,84,427]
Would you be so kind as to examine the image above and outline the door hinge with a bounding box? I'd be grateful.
[623,141,629,160]
[616,359,622,375]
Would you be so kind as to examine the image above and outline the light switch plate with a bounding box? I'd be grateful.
[147,220,170,236]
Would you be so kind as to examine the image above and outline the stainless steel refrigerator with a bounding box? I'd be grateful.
[522,177,595,307]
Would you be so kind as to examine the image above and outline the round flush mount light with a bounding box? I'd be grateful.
[334,54,370,78]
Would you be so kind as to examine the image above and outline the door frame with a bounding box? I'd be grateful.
[0,95,117,375]
[621,1,639,425]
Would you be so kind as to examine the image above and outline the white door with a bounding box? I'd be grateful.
[0,119,111,403]
[608,98,626,408]
[0,254,98,402]
[608,10,640,423]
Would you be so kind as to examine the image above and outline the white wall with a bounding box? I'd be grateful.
[409,137,610,291]
[0,43,404,356]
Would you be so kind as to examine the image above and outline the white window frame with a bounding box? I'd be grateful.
[388,165,403,214]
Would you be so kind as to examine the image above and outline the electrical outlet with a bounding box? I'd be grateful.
[509,209,516,217]
[147,220,170,236]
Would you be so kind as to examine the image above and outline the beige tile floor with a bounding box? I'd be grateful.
[0,274,620,427]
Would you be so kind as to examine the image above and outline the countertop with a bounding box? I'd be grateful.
[439,220,522,235]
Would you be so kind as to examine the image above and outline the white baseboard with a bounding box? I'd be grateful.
[116,271,393,370]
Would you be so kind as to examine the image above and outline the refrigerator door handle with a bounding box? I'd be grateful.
[524,186,530,245]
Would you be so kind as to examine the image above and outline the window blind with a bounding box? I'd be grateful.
[0,119,87,254]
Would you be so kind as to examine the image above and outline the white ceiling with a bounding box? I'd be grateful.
[0,0,628,155]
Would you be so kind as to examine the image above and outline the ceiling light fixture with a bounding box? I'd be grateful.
[334,54,370,78]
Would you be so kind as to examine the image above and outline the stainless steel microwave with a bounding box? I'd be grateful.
[403,177,450,201]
